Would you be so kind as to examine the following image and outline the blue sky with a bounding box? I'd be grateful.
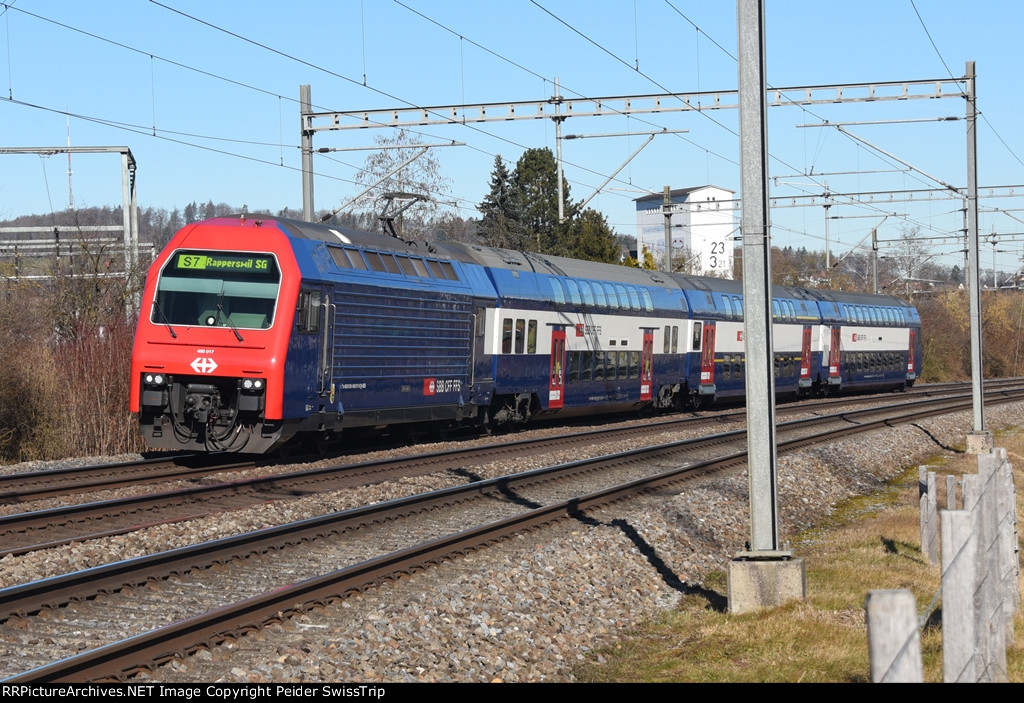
[2,1,1022,275]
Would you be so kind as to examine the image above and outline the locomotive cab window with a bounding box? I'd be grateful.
[153,251,280,329]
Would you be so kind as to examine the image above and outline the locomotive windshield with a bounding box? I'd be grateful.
[152,250,281,329]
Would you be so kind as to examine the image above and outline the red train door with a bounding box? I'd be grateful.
[700,322,716,393]
[828,326,842,383]
[549,327,566,409]
[640,329,654,401]
[907,329,917,380]
[799,325,812,388]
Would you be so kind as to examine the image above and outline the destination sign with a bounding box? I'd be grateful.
[176,253,272,271]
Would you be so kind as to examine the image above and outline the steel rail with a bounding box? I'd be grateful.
[0,379,1004,507]
[0,381,1000,557]
[4,388,1022,681]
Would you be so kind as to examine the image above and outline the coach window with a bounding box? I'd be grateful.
[580,351,594,381]
[568,352,580,382]
[618,351,628,379]
[580,281,595,307]
[672,326,679,353]
[502,319,513,354]
[592,282,607,307]
[566,279,582,305]
[723,296,734,319]
[615,285,631,310]
[627,286,641,310]
[527,320,538,353]
[692,322,702,351]
[663,326,671,353]
[515,319,526,354]
[546,278,565,305]
[594,351,606,381]
[604,283,618,309]
[641,290,654,312]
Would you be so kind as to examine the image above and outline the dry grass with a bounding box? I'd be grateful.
[576,430,1024,683]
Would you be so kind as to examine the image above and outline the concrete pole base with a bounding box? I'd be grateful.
[727,554,806,614]
[966,431,994,454]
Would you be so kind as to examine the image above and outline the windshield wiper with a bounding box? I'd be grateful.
[217,298,244,342]
[152,300,178,339]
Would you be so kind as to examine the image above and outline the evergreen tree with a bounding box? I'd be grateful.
[564,208,620,264]
[512,147,571,254]
[477,155,523,248]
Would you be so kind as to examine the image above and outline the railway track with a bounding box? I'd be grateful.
[1,379,1008,504]
[2,381,1013,558]
[1,387,1019,682]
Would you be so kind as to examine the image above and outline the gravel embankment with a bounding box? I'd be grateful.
[142,404,1021,683]
[2,403,1019,682]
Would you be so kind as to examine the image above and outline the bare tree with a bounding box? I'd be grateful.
[882,224,935,295]
[351,130,454,240]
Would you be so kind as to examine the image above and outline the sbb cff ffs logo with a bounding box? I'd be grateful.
[423,378,462,395]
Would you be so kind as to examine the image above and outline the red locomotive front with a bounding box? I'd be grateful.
[130,219,300,452]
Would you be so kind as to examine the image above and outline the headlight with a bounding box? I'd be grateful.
[242,377,265,392]
[144,373,166,385]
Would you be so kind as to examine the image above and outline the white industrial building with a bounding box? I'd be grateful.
[635,185,737,278]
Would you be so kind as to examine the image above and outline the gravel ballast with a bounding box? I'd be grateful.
[144,405,1022,683]
[3,403,1019,682]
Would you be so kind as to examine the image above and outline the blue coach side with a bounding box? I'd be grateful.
[806,289,920,393]
[445,245,691,424]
